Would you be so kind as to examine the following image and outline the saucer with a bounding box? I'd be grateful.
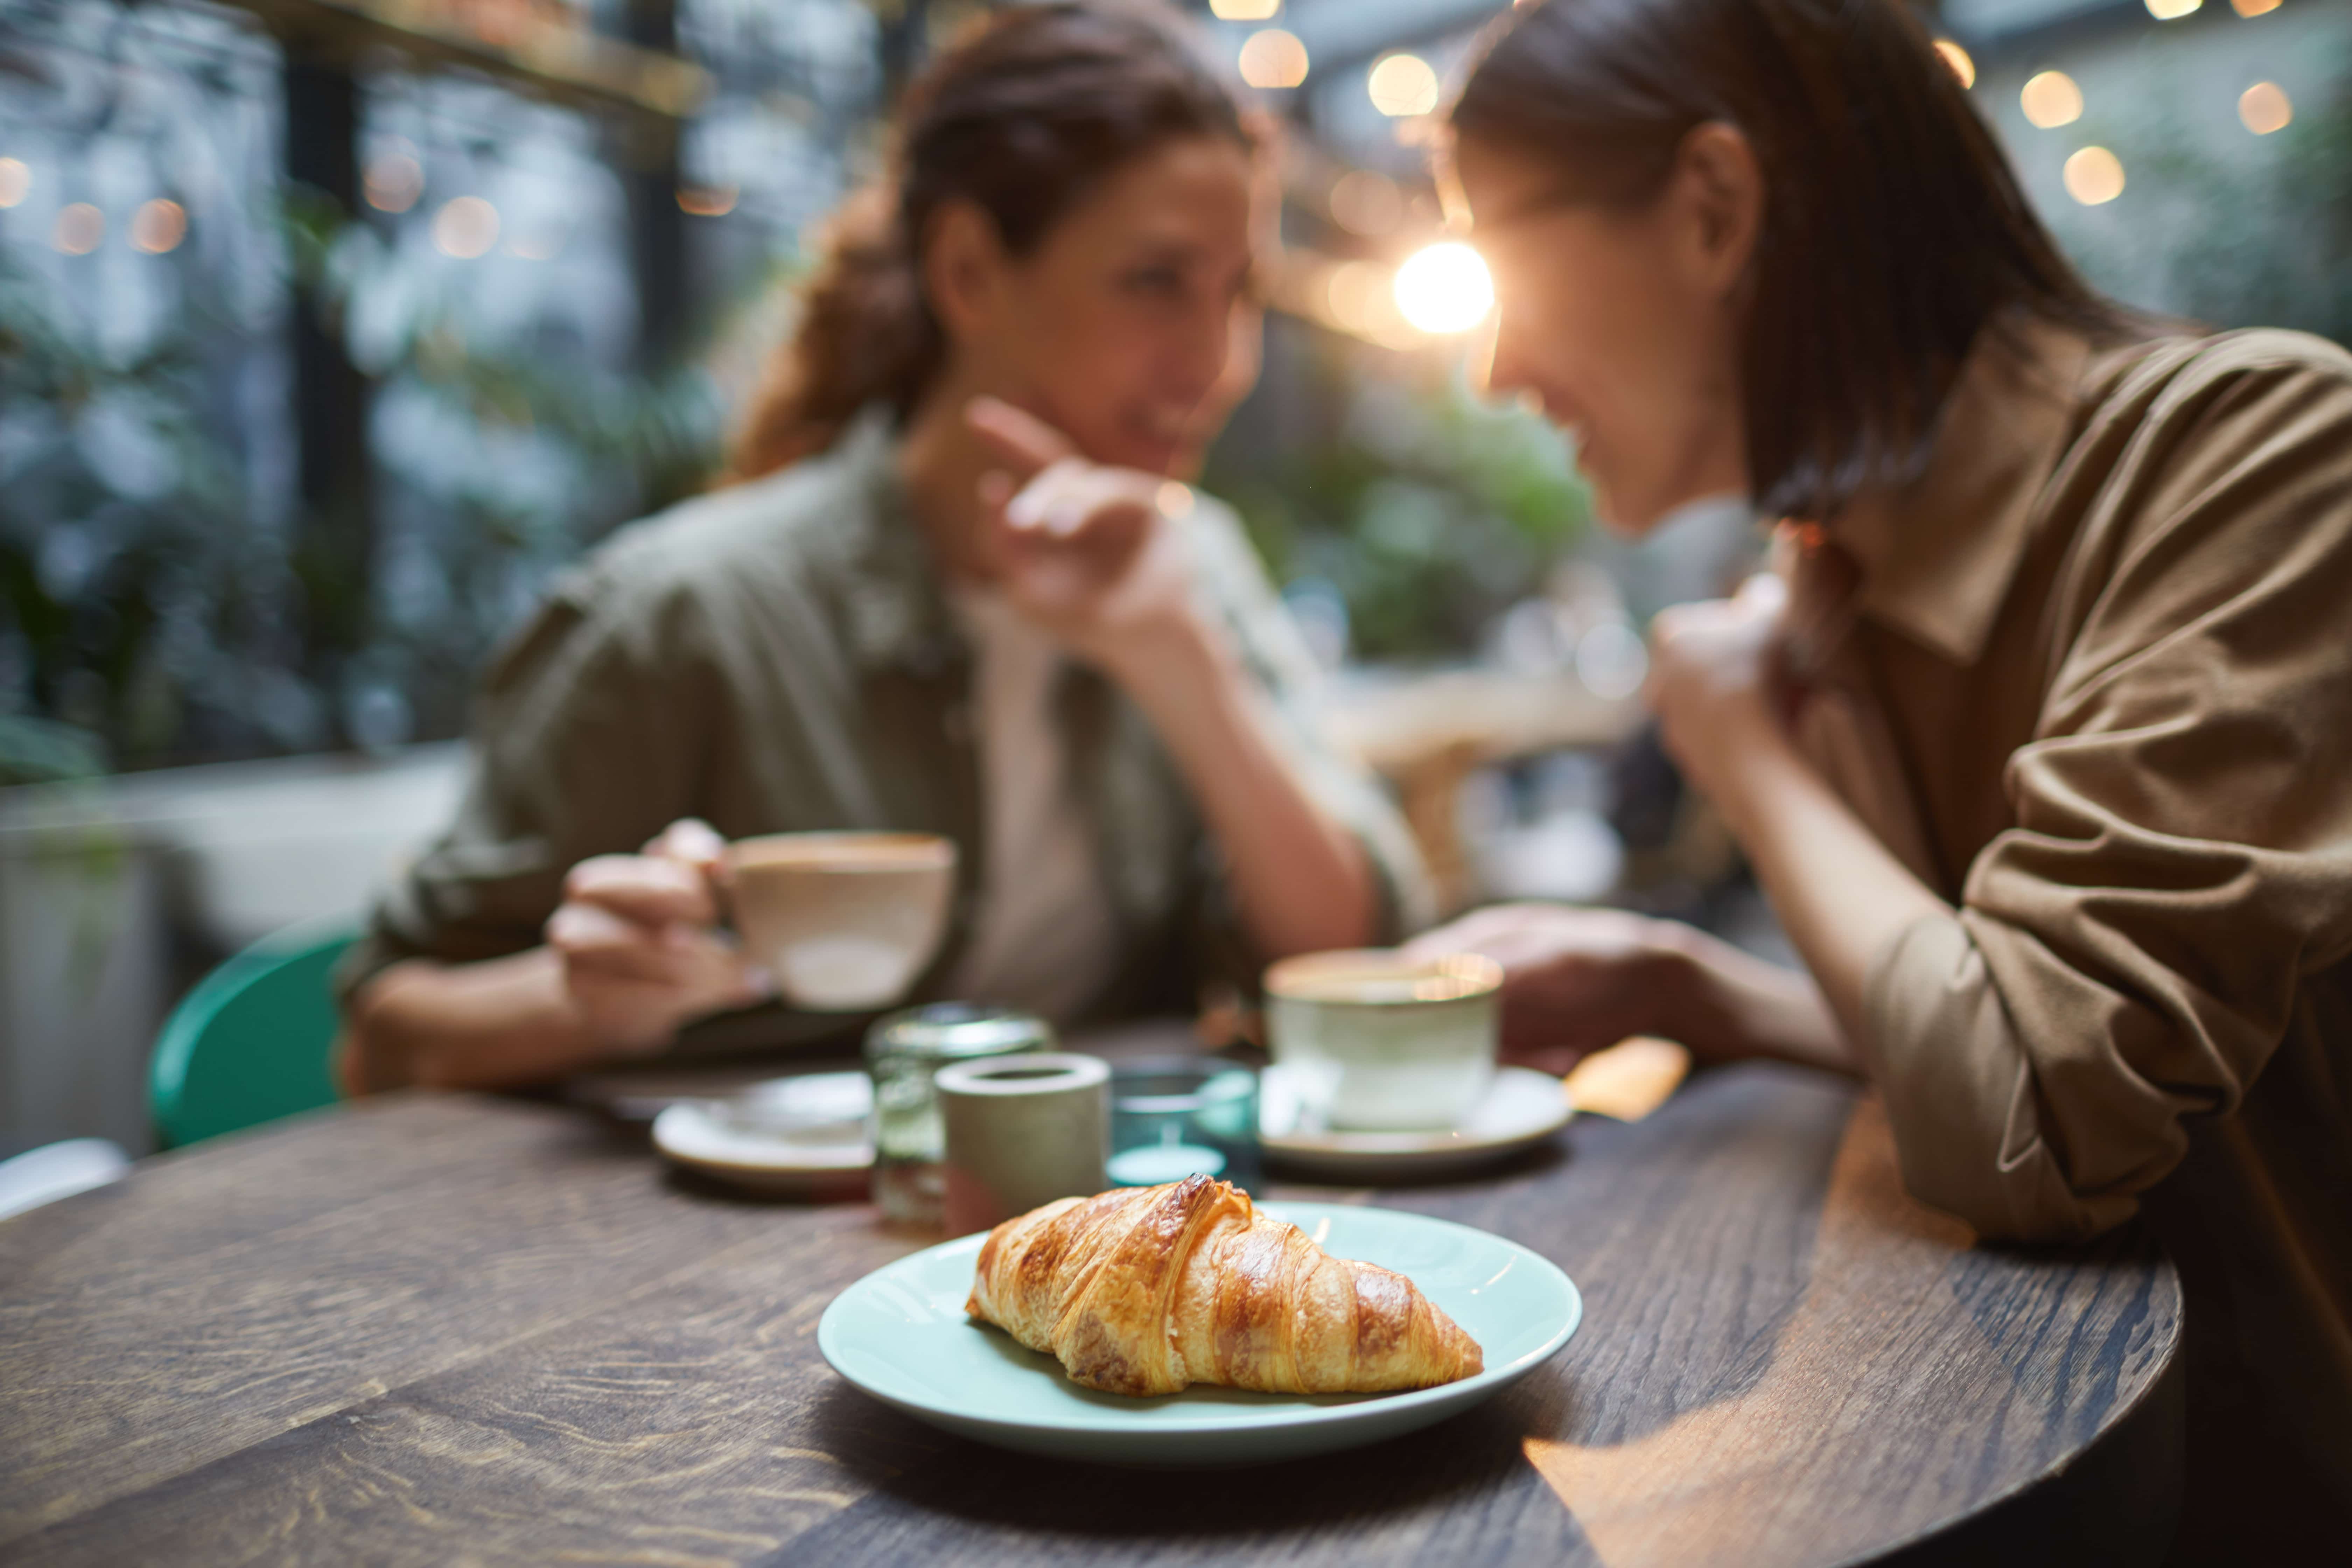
[651,1070,874,1196]
[1258,1064,1571,1181]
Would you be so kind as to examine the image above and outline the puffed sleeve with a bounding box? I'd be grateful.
[334,561,720,1004]
[1861,355,2352,1241]
[1183,498,1437,943]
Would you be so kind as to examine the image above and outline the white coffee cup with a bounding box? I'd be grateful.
[724,832,957,1012]
[1263,950,1503,1132]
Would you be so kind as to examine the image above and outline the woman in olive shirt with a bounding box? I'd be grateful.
[1410,0,2351,1549]
[339,5,1428,1090]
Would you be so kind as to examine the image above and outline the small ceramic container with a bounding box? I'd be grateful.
[723,831,956,1011]
[936,1053,1110,1236]
[1262,950,1504,1132]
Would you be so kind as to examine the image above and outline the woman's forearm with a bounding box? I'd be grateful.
[1700,708,1951,1059]
[339,950,608,1095]
[1113,620,1379,959]
[1655,918,1857,1075]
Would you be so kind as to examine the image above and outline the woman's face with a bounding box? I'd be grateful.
[1456,134,1754,534]
[942,135,1261,476]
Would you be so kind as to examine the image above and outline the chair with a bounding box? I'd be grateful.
[149,922,357,1148]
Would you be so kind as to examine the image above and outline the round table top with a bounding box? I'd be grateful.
[0,1057,2181,1566]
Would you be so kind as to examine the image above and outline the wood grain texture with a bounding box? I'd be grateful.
[0,1062,2180,1567]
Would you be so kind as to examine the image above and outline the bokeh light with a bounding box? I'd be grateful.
[2239,81,2292,134]
[1393,241,1493,335]
[1933,40,1975,90]
[2145,0,2200,16]
[0,158,28,208]
[1368,54,1441,117]
[2021,71,2084,128]
[53,202,102,254]
[678,184,737,216]
[130,198,186,254]
[1326,260,1397,336]
[2064,146,2126,206]
[2231,0,2281,14]
[1328,169,1404,236]
[365,152,424,213]
[432,195,499,258]
[1238,29,1309,90]
[1208,0,1280,18]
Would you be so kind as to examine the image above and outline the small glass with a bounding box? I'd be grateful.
[864,1003,1052,1226]
[1106,1059,1262,1195]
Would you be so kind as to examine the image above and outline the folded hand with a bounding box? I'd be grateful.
[1402,903,1681,1075]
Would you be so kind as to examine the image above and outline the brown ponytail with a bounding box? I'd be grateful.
[727,1,1255,481]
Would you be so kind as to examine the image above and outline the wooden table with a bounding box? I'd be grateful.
[0,1062,2182,1567]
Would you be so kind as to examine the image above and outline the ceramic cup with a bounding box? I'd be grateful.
[723,832,957,1012]
[936,1053,1110,1236]
[1262,950,1504,1132]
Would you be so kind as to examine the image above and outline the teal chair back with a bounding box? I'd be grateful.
[149,923,357,1148]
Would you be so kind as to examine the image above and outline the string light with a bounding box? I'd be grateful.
[2231,0,2281,14]
[1208,0,1279,18]
[1238,29,1309,90]
[2240,81,2293,133]
[2021,70,2084,128]
[1393,242,1493,335]
[678,184,737,216]
[53,203,102,254]
[1328,170,1404,236]
[2064,147,2126,205]
[0,158,28,208]
[1933,40,1976,90]
[365,152,424,213]
[433,196,499,258]
[1368,54,1441,117]
[131,199,186,253]
[2145,0,2200,16]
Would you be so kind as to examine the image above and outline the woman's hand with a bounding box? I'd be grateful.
[1645,573,1793,810]
[964,396,1203,678]
[1402,903,1688,1074]
[543,818,771,1056]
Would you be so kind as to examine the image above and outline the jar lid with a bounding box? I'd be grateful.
[864,1002,1055,1063]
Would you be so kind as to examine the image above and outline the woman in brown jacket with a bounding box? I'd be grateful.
[1413,0,2352,1550]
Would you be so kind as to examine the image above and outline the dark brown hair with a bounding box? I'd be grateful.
[1449,0,2130,520]
[729,2,1254,480]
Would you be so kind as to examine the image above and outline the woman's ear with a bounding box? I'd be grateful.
[922,199,1010,343]
[1673,122,1765,300]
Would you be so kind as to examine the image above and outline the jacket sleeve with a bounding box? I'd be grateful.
[335,564,718,1007]
[1860,357,2352,1241]
[1183,499,1436,945]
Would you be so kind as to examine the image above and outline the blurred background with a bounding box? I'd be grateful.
[4,0,2348,1155]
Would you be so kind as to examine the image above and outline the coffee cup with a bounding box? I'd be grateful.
[1262,950,1503,1132]
[723,832,956,1012]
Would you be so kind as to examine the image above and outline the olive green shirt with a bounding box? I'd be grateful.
[1784,320,2352,1544]
[341,410,1431,1051]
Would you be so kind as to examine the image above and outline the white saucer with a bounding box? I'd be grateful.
[651,1071,875,1196]
[1258,1064,1572,1181]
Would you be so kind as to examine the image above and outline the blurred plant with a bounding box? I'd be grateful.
[1204,349,1591,662]
[2048,48,2352,343]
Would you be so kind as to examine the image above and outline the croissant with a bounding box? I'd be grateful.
[964,1174,1483,1397]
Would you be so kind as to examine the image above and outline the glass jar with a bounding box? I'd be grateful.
[864,1003,1053,1226]
[1106,1059,1262,1195]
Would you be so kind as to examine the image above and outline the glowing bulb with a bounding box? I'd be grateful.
[1238,29,1308,90]
[2231,0,2280,14]
[678,184,737,216]
[2021,71,2084,128]
[0,158,27,208]
[1208,0,1280,18]
[2146,0,2200,16]
[54,202,102,255]
[1328,169,1404,236]
[433,195,499,258]
[2064,147,2125,206]
[365,152,423,213]
[1393,242,1493,335]
[1368,54,1440,117]
[2240,81,2292,134]
[1933,40,1975,90]
[130,199,186,253]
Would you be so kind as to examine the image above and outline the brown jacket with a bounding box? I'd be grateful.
[1785,319,2352,1535]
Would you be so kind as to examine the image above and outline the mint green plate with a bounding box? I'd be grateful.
[817,1203,1581,1466]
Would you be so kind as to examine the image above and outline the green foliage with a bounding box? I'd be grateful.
[1205,349,1591,661]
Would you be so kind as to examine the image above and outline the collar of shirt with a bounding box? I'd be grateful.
[1825,317,2094,666]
